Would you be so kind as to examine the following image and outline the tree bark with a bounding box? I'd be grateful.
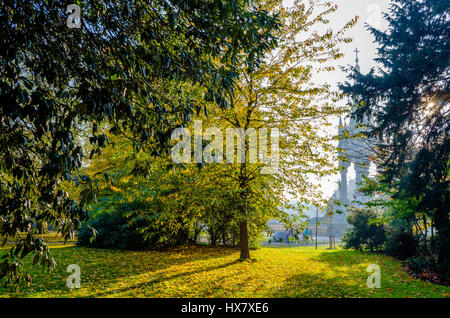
[436,209,450,276]
[239,221,250,260]
[235,98,254,260]
[36,221,48,234]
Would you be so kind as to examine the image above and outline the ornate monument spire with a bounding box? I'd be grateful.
[337,49,361,206]
[338,117,349,205]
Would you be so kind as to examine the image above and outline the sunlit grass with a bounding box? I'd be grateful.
[1,245,449,298]
[1,232,76,249]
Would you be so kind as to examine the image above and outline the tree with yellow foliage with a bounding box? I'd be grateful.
[207,0,358,259]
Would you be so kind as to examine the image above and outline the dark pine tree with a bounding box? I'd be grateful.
[341,0,450,278]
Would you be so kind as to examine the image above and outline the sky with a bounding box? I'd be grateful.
[320,0,391,80]
[289,0,392,201]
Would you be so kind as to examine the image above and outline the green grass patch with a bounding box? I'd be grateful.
[2,232,76,244]
[1,245,449,298]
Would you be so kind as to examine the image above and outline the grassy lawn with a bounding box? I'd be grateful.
[5,232,77,244]
[1,245,449,298]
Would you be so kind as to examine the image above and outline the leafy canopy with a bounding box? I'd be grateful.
[0,0,279,284]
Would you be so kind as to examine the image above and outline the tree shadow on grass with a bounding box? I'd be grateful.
[0,245,239,296]
[92,259,241,297]
[272,271,369,298]
[271,250,374,298]
[313,249,369,265]
[312,249,395,274]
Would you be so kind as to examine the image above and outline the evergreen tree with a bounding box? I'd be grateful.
[341,0,449,277]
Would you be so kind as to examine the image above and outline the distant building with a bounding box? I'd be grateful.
[268,50,377,241]
[310,49,377,239]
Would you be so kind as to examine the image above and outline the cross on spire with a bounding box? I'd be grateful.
[354,48,360,72]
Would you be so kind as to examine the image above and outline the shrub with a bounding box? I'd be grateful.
[78,209,147,250]
[405,256,436,275]
[390,232,417,259]
[435,225,450,281]
[385,219,417,259]
[343,207,386,251]
[78,200,194,250]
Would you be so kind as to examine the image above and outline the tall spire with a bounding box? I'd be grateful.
[354,48,360,73]
[338,116,343,134]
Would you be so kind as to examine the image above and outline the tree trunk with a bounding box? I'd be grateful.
[36,221,48,234]
[239,221,250,260]
[422,215,428,252]
[435,209,450,277]
[431,222,434,241]
[237,105,252,261]
[209,229,217,246]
